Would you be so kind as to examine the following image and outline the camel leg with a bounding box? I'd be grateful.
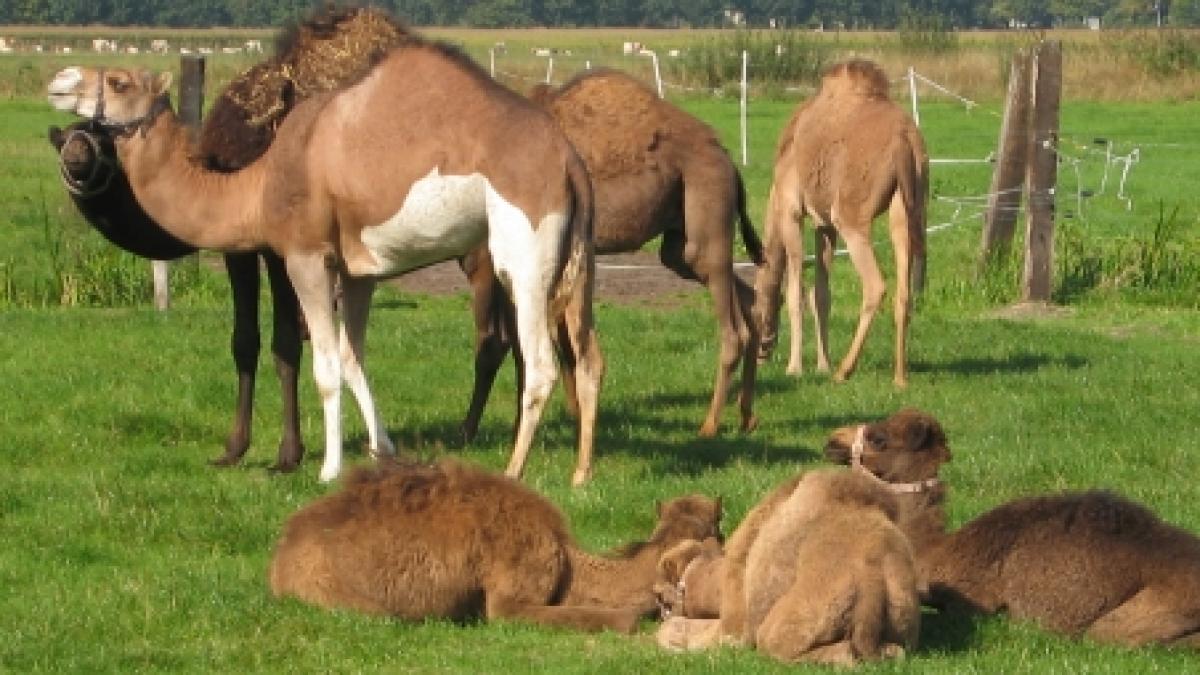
[810,226,836,374]
[263,251,305,471]
[733,274,759,433]
[782,222,806,376]
[656,617,722,651]
[285,253,344,482]
[483,552,636,633]
[336,275,394,461]
[558,253,604,487]
[887,192,913,388]
[486,205,559,480]
[459,248,513,443]
[833,222,884,383]
[752,183,796,370]
[1086,587,1200,648]
[212,252,261,467]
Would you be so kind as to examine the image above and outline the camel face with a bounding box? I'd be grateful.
[47,66,172,125]
[824,408,949,484]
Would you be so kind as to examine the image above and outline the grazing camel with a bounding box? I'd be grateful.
[46,6,412,472]
[754,59,928,386]
[268,458,723,631]
[460,69,764,442]
[825,408,1200,650]
[47,30,595,483]
[656,468,921,666]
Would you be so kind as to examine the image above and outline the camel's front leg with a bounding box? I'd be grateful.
[558,251,604,486]
[458,247,514,443]
[337,275,394,460]
[887,193,914,388]
[263,251,305,471]
[212,252,262,467]
[285,252,343,482]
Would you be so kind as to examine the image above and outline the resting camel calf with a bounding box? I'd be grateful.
[825,408,1200,650]
[754,59,928,386]
[268,459,723,633]
[654,537,724,620]
[657,469,921,666]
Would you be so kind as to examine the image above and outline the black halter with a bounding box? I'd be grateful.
[57,121,118,199]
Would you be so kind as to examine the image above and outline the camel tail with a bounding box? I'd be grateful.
[897,130,929,295]
[735,168,765,266]
[549,150,594,315]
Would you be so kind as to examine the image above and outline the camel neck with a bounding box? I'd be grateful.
[560,542,661,612]
[895,486,950,552]
[115,108,267,252]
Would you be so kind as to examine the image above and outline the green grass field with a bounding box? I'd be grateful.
[1,37,1200,672]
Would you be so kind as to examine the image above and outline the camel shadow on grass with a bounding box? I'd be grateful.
[908,351,1088,377]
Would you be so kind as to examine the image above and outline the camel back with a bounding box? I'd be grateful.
[535,69,725,181]
[816,59,892,102]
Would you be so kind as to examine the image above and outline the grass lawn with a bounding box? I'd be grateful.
[1,41,1199,672]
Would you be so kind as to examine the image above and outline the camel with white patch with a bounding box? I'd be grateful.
[46,6,409,473]
[460,69,764,442]
[656,468,921,666]
[268,458,723,631]
[47,36,595,484]
[754,59,928,386]
[826,408,1200,650]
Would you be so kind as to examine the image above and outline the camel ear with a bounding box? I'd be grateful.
[153,71,173,95]
[906,417,933,451]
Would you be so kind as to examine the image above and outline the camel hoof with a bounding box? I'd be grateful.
[209,453,243,468]
[740,414,760,434]
[893,376,909,389]
[571,467,592,487]
[268,459,302,474]
[698,421,719,438]
[785,363,801,377]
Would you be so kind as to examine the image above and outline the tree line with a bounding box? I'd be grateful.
[2,0,1198,29]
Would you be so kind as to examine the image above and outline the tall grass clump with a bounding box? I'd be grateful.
[1113,29,1200,77]
[892,13,960,54]
[667,30,829,95]
[1057,204,1200,307]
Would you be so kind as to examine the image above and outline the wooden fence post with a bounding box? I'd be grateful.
[979,49,1032,268]
[152,55,205,311]
[1022,41,1062,303]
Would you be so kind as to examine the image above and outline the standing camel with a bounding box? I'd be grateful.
[47,33,595,483]
[825,409,1200,650]
[460,69,764,441]
[754,60,928,386]
[47,6,412,472]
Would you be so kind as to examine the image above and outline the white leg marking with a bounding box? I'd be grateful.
[337,276,394,458]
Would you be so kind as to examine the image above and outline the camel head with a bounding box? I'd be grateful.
[47,66,173,127]
[651,495,724,545]
[824,408,950,485]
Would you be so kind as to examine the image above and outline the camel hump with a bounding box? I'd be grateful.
[818,59,892,102]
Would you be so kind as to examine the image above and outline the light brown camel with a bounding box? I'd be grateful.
[653,536,724,620]
[459,68,764,443]
[825,408,1200,650]
[754,59,928,386]
[657,469,921,666]
[47,33,595,483]
[46,6,407,473]
[268,458,723,631]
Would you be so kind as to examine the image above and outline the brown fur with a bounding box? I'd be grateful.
[268,459,722,632]
[653,537,724,620]
[826,409,1200,650]
[659,469,921,666]
[460,69,764,450]
[49,29,595,484]
[754,59,928,387]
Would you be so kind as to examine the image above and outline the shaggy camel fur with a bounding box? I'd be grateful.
[826,408,1200,650]
[754,59,928,387]
[658,469,921,666]
[46,6,411,472]
[460,69,764,445]
[48,27,595,483]
[268,459,722,632]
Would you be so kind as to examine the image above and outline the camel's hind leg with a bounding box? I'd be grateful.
[782,222,806,376]
[887,192,914,387]
[458,247,515,443]
[557,253,604,487]
[336,275,395,461]
[486,195,561,481]
[263,251,305,472]
[810,225,836,374]
[832,219,885,383]
[1086,587,1200,648]
[213,252,262,467]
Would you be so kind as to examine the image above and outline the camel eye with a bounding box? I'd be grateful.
[109,77,128,93]
[867,431,887,449]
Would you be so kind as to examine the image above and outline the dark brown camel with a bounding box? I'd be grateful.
[825,409,1200,650]
[459,68,765,444]
[268,458,723,632]
[47,6,408,472]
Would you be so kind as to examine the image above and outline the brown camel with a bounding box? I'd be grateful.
[653,537,724,620]
[47,28,595,483]
[754,59,928,386]
[656,468,921,666]
[825,408,1200,650]
[459,69,764,443]
[46,6,413,472]
[268,458,723,631]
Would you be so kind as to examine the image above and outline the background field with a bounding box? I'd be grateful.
[1,27,1199,672]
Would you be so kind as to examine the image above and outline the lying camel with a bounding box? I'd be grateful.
[657,469,921,666]
[654,536,724,620]
[825,408,1200,650]
[268,459,722,633]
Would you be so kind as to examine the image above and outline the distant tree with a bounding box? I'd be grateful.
[1173,0,1200,24]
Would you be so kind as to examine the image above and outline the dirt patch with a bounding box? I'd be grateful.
[987,301,1075,320]
[386,251,759,308]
